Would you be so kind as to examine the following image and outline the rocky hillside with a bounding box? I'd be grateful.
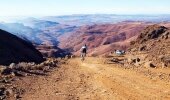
[59,22,149,56]
[0,58,63,99]
[128,25,170,68]
[0,29,44,65]
[36,44,71,58]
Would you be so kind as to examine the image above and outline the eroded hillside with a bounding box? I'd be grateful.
[58,22,150,56]
[127,25,170,68]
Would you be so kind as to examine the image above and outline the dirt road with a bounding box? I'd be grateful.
[17,57,170,100]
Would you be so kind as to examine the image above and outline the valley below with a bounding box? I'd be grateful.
[0,15,170,100]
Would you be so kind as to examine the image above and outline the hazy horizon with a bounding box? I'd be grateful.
[1,14,170,23]
[0,0,170,17]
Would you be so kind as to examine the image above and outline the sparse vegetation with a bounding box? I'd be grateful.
[0,58,65,99]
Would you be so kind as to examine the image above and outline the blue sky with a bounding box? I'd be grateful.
[0,0,170,16]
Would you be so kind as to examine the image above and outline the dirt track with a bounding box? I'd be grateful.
[16,57,170,100]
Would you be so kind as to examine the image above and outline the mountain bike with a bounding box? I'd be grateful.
[81,53,86,61]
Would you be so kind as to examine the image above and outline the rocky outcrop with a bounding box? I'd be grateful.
[137,25,168,43]
[129,25,170,68]
[0,58,62,99]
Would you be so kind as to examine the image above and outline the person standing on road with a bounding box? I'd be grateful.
[80,44,87,61]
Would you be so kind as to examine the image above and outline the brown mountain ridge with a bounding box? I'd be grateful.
[128,25,170,68]
[58,22,150,56]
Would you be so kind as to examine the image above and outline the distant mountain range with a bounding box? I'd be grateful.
[1,14,170,43]
[0,22,42,43]
[0,18,78,45]
[1,14,170,57]
[18,17,60,29]
[41,14,170,26]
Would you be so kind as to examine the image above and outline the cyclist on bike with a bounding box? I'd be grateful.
[80,44,87,61]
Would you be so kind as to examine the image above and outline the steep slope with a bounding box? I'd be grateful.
[59,22,150,56]
[136,25,167,43]
[0,29,45,65]
[129,25,170,68]
[0,22,77,58]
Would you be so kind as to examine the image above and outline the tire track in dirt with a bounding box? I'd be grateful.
[19,57,170,100]
[80,58,170,100]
